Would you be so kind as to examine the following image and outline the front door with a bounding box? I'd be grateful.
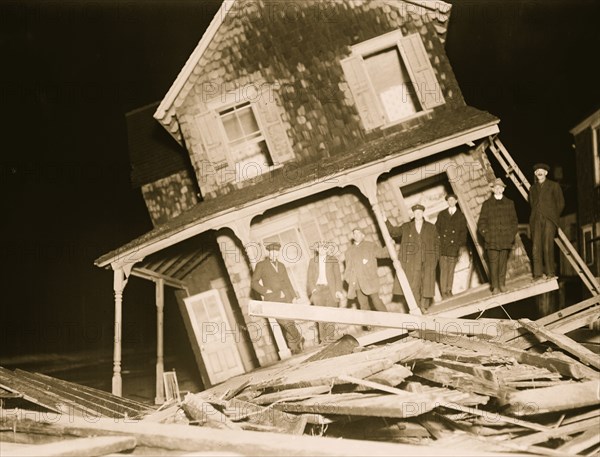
[183,290,245,385]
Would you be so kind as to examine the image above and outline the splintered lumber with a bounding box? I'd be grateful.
[555,427,600,454]
[249,300,510,337]
[250,339,424,390]
[273,392,437,418]
[416,330,595,379]
[253,386,331,405]
[0,436,137,457]
[1,414,529,457]
[518,318,600,369]
[303,334,359,362]
[414,362,513,399]
[501,379,600,416]
[511,416,600,447]
[363,365,412,387]
[222,397,309,435]
[181,393,241,430]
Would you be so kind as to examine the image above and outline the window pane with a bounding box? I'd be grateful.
[222,113,243,142]
[238,106,260,135]
[365,48,421,122]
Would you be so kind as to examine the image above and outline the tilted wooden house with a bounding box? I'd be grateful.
[96,0,561,398]
[570,109,600,278]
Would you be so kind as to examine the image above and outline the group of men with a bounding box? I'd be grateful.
[251,163,564,353]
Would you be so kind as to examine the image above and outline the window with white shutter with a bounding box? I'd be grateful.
[194,87,294,182]
[341,30,445,131]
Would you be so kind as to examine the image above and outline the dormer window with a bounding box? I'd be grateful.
[194,88,294,183]
[341,30,444,131]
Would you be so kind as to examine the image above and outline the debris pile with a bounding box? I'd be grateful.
[1,299,598,456]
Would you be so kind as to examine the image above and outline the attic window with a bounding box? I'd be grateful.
[341,30,445,131]
[219,102,273,179]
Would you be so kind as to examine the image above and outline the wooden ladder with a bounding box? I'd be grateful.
[487,136,600,297]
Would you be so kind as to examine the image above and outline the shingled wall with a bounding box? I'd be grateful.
[174,0,463,198]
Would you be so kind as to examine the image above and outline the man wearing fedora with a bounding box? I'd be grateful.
[307,241,344,343]
[478,178,518,294]
[435,193,468,299]
[251,241,304,354]
[529,163,564,279]
[385,204,440,311]
[344,228,389,315]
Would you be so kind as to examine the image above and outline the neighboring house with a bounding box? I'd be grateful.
[96,0,558,397]
[570,109,600,278]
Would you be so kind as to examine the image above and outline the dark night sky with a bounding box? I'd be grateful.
[1,0,599,357]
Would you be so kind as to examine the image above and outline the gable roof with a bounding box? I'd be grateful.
[126,102,191,188]
[97,105,498,267]
[570,108,600,136]
[153,0,452,145]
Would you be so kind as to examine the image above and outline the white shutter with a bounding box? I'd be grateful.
[340,55,385,131]
[253,91,295,164]
[398,34,445,110]
[194,111,230,168]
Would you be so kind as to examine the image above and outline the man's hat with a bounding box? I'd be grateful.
[445,193,458,201]
[533,163,550,172]
[411,204,425,212]
[265,241,281,251]
[489,178,506,188]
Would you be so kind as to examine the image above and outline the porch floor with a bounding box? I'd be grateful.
[428,274,559,318]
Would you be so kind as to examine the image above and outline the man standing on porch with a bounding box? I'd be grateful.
[344,228,389,314]
[478,178,518,295]
[385,205,440,312]
[251,242,304,354]
[529,163,564,280]
[307,241,344,344]
[435,194,468,299]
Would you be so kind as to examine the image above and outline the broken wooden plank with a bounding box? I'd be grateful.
[303,334,359,363]
[414,362,513,399]
[181,393,241,430]
[249,300,510,337]
[518,318,600,369]
[222,397,309,435]
[253,386,331,406]
[0,436,136,457]
[416,330,595,379]
[363,365,412,387]
[555,427,600,455]
[501,379,600,416]
[3,412,527,457]
[511,416,600,447]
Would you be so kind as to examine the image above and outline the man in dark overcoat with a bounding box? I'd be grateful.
[344,228,389,313]
[478,178,518,294]
[435,194,468,298]
[529,163,564,279]
[386,204,440,311]
[251,242,304,354]
[307,241,344,343]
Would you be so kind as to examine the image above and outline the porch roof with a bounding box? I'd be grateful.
[96,105,498,268]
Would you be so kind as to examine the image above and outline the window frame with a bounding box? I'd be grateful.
[582,224,594,266]
[341,30,445,132]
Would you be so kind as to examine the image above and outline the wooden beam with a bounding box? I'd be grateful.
[501,379,600,416]
[416,330,595,380]
[511,417,600,447]
[249,300,512,337]
[518,318,600,369]
[1,436,136,457]
[130,267,186,289]
[1,413,527,457]
[555,427,600,455]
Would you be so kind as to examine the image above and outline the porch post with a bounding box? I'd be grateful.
[354,176,421,314]
[155,277,165,404]
[112,267,127,396]
[229,218,292,360]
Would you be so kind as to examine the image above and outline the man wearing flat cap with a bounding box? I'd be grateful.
[435,194,468,299]
[385,204,440,311]
[478,178,518,294]
[251,241,304,354]
[529,163,564,279]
